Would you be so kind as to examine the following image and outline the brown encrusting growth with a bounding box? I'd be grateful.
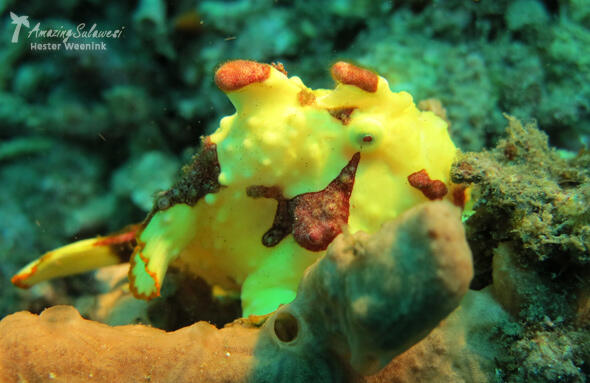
[214,60,271,91]
[271,62,287,76]
[297,89,315,106]
[451,184,468,209]
[331,61,379,93]
[93,224,140,263]
[151,138,222,218]
[328,107,356,125]
[246,185,291,248]
[247,153,361,252]
[293,152,360,251]
[408,169,448,200]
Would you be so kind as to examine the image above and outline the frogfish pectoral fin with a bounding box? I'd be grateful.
[11,225,140,289]
[128,204,198,300]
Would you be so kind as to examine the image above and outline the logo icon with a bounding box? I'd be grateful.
[8,12,124,51]
[10,12,30,43]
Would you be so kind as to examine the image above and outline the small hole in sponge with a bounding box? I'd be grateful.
[274,311,299,343]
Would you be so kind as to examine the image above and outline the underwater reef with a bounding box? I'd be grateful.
[452,118,590,382]
[0,0,589,382]
[1,201,475,382]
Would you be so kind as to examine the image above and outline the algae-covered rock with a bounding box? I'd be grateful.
[452,116,589,279]
[451,116,590,382]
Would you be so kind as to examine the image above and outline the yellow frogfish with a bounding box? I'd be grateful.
[12,60,467,317]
